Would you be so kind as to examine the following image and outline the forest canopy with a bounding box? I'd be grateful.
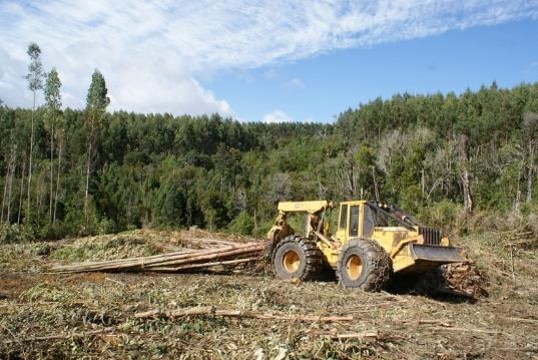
[1,47,537,241]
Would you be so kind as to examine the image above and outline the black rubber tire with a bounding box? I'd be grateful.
[271,235,322,281]
[336,239,391,291]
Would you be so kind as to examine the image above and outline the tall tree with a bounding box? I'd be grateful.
[23,42,45,222]
[84,69,109,219]
[44,68,62,222]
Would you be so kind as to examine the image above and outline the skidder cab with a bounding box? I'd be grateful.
[267,200,463,291]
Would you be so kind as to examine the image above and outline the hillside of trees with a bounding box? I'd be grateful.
[1,44,537,241]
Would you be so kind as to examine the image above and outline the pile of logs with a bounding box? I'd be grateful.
[442,261,488,298]
[52,241,266,273]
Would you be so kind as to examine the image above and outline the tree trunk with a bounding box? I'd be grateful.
[27,91,36,222]
[253,208,258,229]
[18,160,25,225]
[49,126,54,223]
[84,116,95,222]
[53,138,62,224]
[36,174,43,218]
[84,142,92,221]
[460,169,472,219]
[457,136,473,221]
[1,160,9,223]
[1,147,15,223]
[6,152,16,223]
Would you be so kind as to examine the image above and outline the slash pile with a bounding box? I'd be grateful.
[52,240,266,273]
[442,261,488,298]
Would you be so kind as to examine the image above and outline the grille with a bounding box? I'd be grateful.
[419,226,441,245]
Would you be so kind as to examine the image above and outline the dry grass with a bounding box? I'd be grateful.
[1,229,537,359]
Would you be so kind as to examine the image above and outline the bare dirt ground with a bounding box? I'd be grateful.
[1,229,537,359]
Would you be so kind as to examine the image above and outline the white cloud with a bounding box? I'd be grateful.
[263,69,280,81]
[288,78,305,89]
[103,55,230,115]
[0,0,537,115]
[262,110,294,124]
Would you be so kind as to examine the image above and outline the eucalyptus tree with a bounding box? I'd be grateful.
[23,42,45,221]
[44,68,62,222]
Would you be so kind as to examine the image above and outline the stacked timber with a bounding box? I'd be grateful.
[52,241,266,273]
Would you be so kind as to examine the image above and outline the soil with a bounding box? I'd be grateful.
[0,229,537,359]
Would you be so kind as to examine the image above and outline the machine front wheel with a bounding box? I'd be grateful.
[336,239,391,291]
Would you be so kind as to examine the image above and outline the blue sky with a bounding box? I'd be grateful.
[206,20,538,123]
[1,1,537,123]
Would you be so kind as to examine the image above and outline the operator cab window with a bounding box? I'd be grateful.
[363,205,375,238]
[339,204,348,230]
[349,205,359,237]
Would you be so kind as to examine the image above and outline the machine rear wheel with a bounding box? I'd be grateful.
[272,235,322,281]
[336,239,391,291]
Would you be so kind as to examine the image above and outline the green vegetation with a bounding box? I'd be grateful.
[0,44,537,241]
[49,235,160,262]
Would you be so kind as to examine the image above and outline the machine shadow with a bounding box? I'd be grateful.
[315,267,477,304]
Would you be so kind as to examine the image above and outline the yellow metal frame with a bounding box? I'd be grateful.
[268,199,460,274]
[277,201,332,213]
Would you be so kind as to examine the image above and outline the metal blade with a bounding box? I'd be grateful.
[410,244,464,264]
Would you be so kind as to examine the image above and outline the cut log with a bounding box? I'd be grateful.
[134,306,353,323]
[180,236,244,247]
[320,331,379,340]
[149,257,259,272]
[152,245,263,268]
[52,241,267,274]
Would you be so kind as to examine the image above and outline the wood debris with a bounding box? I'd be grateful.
[134,305,353,322]
[442,261,488,298]
[2,327,116,344]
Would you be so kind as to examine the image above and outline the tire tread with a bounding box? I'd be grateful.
[271,235,323,281]
[336,239,391,291]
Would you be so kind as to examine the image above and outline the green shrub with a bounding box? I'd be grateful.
[0,224,35,244]
[98,218,117,235]
[50,235,159,262]
[419,199,463,236]
[228,212,255,235]
[253,219,274,238]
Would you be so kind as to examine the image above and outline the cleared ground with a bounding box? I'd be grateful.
[0,229,537,359]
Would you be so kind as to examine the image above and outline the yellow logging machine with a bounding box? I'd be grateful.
[267,200,463,291]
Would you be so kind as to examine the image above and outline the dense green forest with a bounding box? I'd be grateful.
[1,45,537,241]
